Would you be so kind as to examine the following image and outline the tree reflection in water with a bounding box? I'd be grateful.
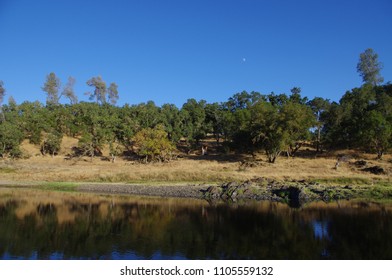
[1,188,392,259]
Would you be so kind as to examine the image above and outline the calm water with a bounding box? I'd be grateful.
[1,188,392,260]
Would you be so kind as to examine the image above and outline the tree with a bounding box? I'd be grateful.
[108,82,119,105]
[362,110,391,159]
[18,101,49,144]
[62,76,78,104]
[160,103,182,142]
[280,101,315,156]
[180,99,207,145]
[86,76,107,104]
[205,102,225,143]
[307,97,331,152]
[8,96,17,108]
[250,101,287,163]
[132,125,177,163]
[0,80,5,105]
[289,87,308,104]
[73,102,116,160]
[226,91,262,111]
[41,132,62,157]
[0,81,5,122]
[0,122,24,158]
[357,48,384,86]
[42,72,61,106]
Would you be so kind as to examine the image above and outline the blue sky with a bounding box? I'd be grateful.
[1,0,391,107]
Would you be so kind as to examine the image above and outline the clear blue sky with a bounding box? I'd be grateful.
[1,0,391,107]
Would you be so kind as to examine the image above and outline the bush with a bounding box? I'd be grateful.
[41,132,62,157]
[132,125,177,163]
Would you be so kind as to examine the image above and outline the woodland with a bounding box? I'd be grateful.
[0,49,391,164]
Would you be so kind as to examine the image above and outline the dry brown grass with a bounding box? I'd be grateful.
[0,137,391,184]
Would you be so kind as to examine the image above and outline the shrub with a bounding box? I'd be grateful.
[132,125,177,163]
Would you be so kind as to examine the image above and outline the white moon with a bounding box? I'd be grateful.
[242,58,246,62]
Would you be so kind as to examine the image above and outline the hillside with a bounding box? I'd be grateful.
[0,136,390,185]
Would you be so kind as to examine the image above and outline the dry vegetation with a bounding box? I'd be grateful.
[0,136,391,185]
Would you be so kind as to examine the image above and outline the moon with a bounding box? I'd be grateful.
[242,58,246,62]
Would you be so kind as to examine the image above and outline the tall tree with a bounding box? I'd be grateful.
[42,72,61,106]
[0,80,5,105]
[289,87,308,104]
[362,110,391,159]
[251,101,286,163]
[357,48,384,86]
[160,103,182,142]
[107,82,119,105]
[62,76,78,104]
[0,81,5,122]
[307,97,331,152]
[86,76,107,104]
[181,99,207,144]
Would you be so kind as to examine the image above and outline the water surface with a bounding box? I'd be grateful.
[1,188,392,259]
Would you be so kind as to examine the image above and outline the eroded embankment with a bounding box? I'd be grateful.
[202,177,392,207]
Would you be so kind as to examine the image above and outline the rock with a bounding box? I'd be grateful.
[204,186,222,199]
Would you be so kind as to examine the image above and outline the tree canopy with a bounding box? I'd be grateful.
[357,48,384,86]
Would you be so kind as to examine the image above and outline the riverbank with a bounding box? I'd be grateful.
[1,149,391,204]
[2,176,392,207]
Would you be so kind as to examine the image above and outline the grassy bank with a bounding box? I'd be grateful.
[0,144,391,204]
[1,150,391,183]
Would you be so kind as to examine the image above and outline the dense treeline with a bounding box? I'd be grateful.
[0,49,391,162]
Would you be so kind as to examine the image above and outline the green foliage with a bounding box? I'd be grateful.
[0,122,24,158]
[251,101,287,162]
[42,72,61,106]
[132,125,177,163]
[74,103,119,159]
[307,97,331,152]
[323,83,392,159]
[0,80,5,105]
[160,103,182,142]
[41,132,62,157]
[280,101,315,155]
[18,101,49,144]
[362,110,392,159]
[247,93,315,162]
[205,102,225,142]
[357,48,384,86]
[181,99,207,144]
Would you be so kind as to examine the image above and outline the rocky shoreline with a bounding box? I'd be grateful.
[75,177,392,207]
[203,177,392,207]
[2,177,392,206]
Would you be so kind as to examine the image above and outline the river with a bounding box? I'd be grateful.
[1,188,391,259]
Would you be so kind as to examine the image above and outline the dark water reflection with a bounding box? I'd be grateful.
[1,188,392,260]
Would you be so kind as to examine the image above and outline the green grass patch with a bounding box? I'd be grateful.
[39,182,78,192]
